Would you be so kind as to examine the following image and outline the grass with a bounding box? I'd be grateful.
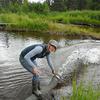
[60,81,100,100]
[0,13,48,31]
[47,11,100,25]
[70,81,100,100]
[0,11,100,38]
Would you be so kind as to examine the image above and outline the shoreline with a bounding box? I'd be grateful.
[0,25,100,40]
[0,11,100,39]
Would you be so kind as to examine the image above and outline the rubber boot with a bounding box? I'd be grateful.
[32,79,41,95]
[38,81,41,90]
[32,79,44,100]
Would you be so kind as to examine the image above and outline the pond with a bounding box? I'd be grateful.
[0,31,100,100]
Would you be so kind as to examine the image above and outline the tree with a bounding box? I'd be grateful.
[65,0,78,10]
[77,0,87,10]
[84,0,93,10]
[51,0,66,11]
[46,0,51,6]
[91,0,100,10]
[30,2,49,13]
[0,0,23,7]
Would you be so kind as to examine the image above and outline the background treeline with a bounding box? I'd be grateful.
[49,0,100,11]
[0,0,49,13]
[0,0,100,38]
[0,0,100,13]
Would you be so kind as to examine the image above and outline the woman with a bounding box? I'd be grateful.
[19,40,59,98]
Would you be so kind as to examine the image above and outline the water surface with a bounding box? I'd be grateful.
[0,31,100,100]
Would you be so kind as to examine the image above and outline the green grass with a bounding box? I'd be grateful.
[0,11,100,38]
[0,13,48,31]
[70,81,100,100]
[47,11,100,25]
[60,81,100,100]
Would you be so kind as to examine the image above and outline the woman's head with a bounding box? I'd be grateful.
[48,40,59,52]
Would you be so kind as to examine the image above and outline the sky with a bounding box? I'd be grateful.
[28,0,46,3]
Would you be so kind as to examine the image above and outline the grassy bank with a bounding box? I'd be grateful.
[61,81,100,100]
[0,11,100,38]
[0,13,48,31]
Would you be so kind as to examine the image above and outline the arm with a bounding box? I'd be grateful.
[24,46,43,68]
[46,54,55,73]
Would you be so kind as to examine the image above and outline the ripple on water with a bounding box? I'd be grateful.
[0,31,100,100]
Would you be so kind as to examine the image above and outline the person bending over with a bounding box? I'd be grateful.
[19,40,59,98]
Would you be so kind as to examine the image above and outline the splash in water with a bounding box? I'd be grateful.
[58,48,100,76]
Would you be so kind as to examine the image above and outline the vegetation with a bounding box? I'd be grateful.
[0,0,100,38]
[0,0,100,12]
[50,0,100,11]
[70,81,100,100]
[0,1,100,100]
[61,81,100,100]
[0,1,50,13]
[47,11,100,26]
[0,11,100,37]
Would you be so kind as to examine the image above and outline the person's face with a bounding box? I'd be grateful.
[48,44,56,52]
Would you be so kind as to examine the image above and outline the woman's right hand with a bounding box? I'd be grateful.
[32,67,41,75]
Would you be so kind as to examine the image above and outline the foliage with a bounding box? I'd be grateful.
[0,0,100,12]
[51,0,66,11]
[70,80,100,100]
[46,0,100,11]
[0,11,99,38]
[0,1,50,13]
[0,13,48,31]
[29,2,50,13]
[47,11,100,25]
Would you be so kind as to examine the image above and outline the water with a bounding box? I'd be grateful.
[58,47,100,76]
[0,31,71,100]
[50,42,100,99]
[0,31,100,100]
[57,43,100,82]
